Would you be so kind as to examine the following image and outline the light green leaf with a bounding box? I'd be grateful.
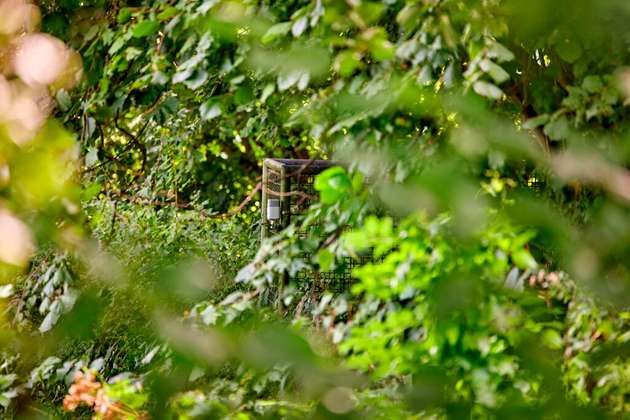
[317,249,334,271]
[200,101,222,120]
[291,16,308,37]
[183,70,208,90]
[262,22,292,44]
[522,114,550,129]
[56,89,71,111]
[541,329,563,350]
[277,71,304,91]
[157,6,178,21]
[582,75,603,94]
[479,59,510,84]
[108,37,126,55]
[200,305,218,325]
[370,38,395,61]
[314,167,352,204]
[512,249,537,270]
[152,71,169,85]
[334,50,362,77]
[84,25,99,42]
[198,0,220,14]
[473,81,504,99]
[486,40,515,62]
[85,147,99,167]
[0,392,13,408]
[261,84,275,102]
[334,50,361,77]
[39,310,60,333]
[543,116,570,140]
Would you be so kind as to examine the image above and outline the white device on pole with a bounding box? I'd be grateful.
[267,198,280,220]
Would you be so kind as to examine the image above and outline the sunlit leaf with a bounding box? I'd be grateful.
[473,81,504,99]
[132,20,159,38]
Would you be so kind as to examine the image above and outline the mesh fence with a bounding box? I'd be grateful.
[261,158,375,298]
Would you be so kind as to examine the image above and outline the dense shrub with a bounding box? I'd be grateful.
[0,0,629,418]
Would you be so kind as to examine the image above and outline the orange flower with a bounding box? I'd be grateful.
[62,370,102,412]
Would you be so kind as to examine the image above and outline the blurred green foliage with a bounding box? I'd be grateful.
[0,0,629,418]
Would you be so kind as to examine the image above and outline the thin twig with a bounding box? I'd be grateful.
[108,182,263,219]
[114,111,148,171]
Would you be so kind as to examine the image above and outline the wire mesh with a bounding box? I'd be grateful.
[261,159,336,239]
[294,254,375,294]
[260,158,375,298]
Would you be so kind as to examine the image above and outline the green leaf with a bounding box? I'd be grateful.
[84,25,100,42]
[0,395,9,408]
[234,86,253,105]
[108,37,126,54]
[152,71,169,85]
[445,324,459,346]
[522,114,549,129]
[183,70,208,90]
[200,100,222,120]
[81,182,102,201]
[396,4,421,30]
[479,59,510,84]
[0,374,16,390]
[356,2,385,24]
[561,87,585,109]
[199,0,220,14]
[582,75,603,94]
[512,249,537,270]
[314,167,352,204]
[473,81,504,99]
[555,38,582,63]
[541,329,563,350]
[132,20,160,38]
[200,305,218,325]
[85,147,99,167]
[370,38,395,61]
[334,50,362,77]
[291,16,307,37]
[261,84,275,102]
[543,116,570,140]
[157,7,178,21]
[486,40,515,62]
[317,249,334,271]
[351,171,364,192]
[262,22,292,44]
[39,310,60,333]
[117,8,132,24]
[55,89,71,111]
